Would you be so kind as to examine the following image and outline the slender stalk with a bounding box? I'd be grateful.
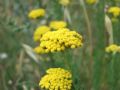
[110,59,114,90]
[79,0,93,89]
[79,0,93,60]
[63,6,72,24]
[105,15,114,44]
[16,50,24,75]
[63,50,72,69]
[109,53,115,90]
[2,71,8,90]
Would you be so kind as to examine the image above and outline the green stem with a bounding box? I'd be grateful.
[63,50,72,69]
[111,59,114,89]
[2,71,8,90]
[108,53,116,90]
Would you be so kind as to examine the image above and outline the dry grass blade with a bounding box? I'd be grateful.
[105,15,114,44]
[22,44,39,63]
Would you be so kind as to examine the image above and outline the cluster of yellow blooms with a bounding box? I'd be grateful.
[34,28,83,54]
[105,44,120,53]
[39,68,72,90]
[59,0,70,6]
[28,8,45,19]
[86,0,97,4]
[33,21,67,42]
[108,6,120,18]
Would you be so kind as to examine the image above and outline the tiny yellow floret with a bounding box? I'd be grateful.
[28,8,45,19]
[71,45,76,49]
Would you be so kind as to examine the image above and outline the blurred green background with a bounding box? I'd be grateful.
[0,0,120,90]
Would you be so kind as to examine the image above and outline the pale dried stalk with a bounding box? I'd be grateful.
[63,6,72,24]
[105,15,114,44]
[79,0,93,58]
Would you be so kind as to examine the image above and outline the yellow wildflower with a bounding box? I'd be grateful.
[118,46,120,52]
[33,25,50,41]
[108,6,120,17]
[105,44,120,53]
[49,21,67,30]
[34,28,83,54]
[59,0,70,6]
[39,68,72,90]
[28,8,45,19]
[86,0,97,4]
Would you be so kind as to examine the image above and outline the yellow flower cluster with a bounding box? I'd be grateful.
[50,21,67,30]
[59,0,70,6]
[108,6,120,17]
[34,28,83,54]
[33,21,67,42]
[86,0,97,4]
[105,44,120,53]
[33,26,50,41]
[28,8,45,19]
[39,68,72,90]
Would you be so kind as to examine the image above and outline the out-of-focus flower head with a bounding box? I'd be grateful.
[105,44,120,53]
[39,68,72,90]
[34,28,83,54]
[108,6,120,18]
[86,0,97,4]
[115,0,120,2]
[59,0,70,6]
[28,8,45,19]
[49,21,67,30]
[33,25,50,41]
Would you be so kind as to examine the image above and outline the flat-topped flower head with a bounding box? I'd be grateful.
[28,8,45,19]
[34,28,83,54]
[39,68,72,90]
[108,6,120,17]
[49,21,67,30]
[33,26,50,41]
[105,44,120,53]
[86,0,97,4]
[59,0,70,6]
